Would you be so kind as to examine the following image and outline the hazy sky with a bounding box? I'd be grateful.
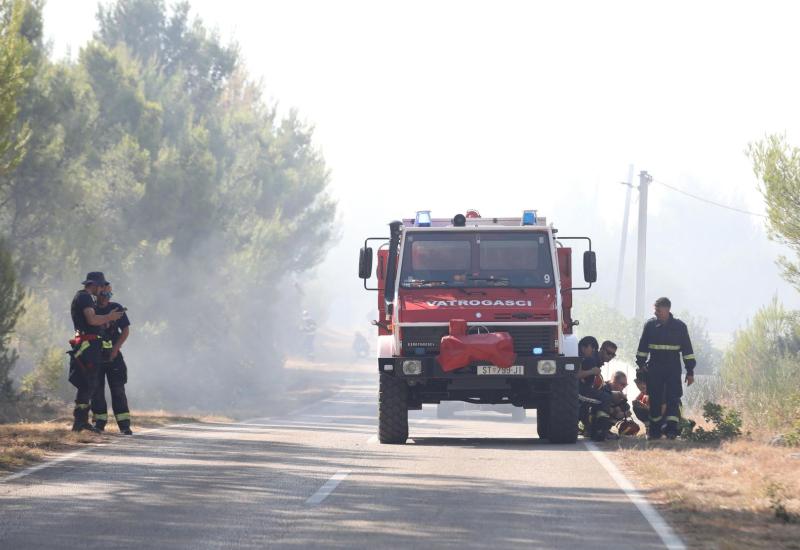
[42,0,800,337]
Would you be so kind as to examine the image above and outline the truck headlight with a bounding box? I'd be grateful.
[402,360,422,375]
[537,360,557,375]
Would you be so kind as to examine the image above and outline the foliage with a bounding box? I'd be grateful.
[0,0,32,176]
[572,298,642,362]
[720,297,800,428]
[676,310,722,375]
[0,239,24,398]
[782,395,800,447]
[19,347,68,399]
[683,401,742,442]
[749,135,800,291]
[0,0,336,409]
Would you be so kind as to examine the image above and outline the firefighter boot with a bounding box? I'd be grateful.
[93,414,107,432]
[647,422,662,440]
[72,407,100,433]
[664,420,680,440]
[118,420,133,435]
[591,415,612,442]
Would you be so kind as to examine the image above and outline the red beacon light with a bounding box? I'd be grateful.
[465,209,481,218]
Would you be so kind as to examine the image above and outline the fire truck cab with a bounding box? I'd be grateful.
[358,210,597,444]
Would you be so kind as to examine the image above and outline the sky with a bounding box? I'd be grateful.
[42,0,800,339]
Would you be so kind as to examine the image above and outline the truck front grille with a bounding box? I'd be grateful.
[401,325,558,356]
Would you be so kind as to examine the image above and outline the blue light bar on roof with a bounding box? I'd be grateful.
[522,210,537,225]
[415,210,432,227]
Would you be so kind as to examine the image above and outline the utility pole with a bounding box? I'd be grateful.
[635,170,652,320]
[614,164,634,311]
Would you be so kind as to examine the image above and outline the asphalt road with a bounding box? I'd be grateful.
[0,375,676,549]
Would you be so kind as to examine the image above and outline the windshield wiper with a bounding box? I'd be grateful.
[467,276,511,286]
[404,279,449,288]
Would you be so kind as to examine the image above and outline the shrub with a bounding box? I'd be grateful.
[721,298,800,428]
[684,401,743,442]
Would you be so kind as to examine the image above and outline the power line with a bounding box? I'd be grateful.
[652,179,766,218]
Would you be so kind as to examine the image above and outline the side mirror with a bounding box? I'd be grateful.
[359,247,373,279]
[583,251,597,283]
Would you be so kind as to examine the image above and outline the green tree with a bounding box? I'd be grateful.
[0,0,336,410]
[749,135,800,290]
[0,0,32,176]
[720,297,800,428]
[0,238,25,397]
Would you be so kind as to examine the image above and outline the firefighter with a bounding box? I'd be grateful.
[635,297,696,440]
[69,272,124,432]
[603,371,630,421]
[598,340,618,366]
[632,377,650,425]
[91,283,132,435]
[576,336,613,441]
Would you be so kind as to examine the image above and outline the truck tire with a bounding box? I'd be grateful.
[379,374,408,444]
[511,407,526,422]
[536,406,549,439]
[547,376,579,444]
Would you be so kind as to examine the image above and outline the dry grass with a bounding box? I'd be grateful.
[0,361,350,476]
[0,411,227,473]
[603,436,800,549]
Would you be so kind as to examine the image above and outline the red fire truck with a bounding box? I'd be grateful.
[358,210,596,444]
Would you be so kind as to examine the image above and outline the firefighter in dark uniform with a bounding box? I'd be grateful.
[91,282,132,434]
[69,272,124,432]
[576,336,614,441]
[635,297,696,440]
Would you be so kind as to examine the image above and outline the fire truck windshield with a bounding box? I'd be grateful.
[399,231,555,289]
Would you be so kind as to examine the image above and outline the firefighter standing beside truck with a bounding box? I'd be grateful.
[635,296,696,440]
[68,272,124,433]
[91,282,133,435]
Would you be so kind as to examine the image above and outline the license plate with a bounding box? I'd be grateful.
[477,365,524,375]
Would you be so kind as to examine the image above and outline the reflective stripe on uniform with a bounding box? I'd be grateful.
[115,413,131,421]
[93,413,108,421]
[636,351,649,357]
[665,416,680,423]
[74,340,91,358]
[683,354,695,360]
[596,411,610,418]
[102,340,113,349]
[76,403,90,409]
[650,415,663,422]
[648,344,681,351]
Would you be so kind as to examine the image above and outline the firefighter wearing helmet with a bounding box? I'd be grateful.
[68,272,124,432]
[635,297,696,440]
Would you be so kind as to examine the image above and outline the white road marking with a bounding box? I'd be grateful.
[585,441,686,550]
[0,423,188,484]
[366,435,378,444]
[306,470,351,505]
[1,448,91,483]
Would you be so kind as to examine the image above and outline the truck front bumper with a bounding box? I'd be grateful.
[379,356,580,380]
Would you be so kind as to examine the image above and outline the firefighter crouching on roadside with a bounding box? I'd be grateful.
[635,296,696,440]
[69,272,124,433]
[91,282,132,435]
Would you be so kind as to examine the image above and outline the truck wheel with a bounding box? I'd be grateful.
[379,374,408,444]
[536,406,549,439]
[512,407,526,422]
[547,376,579,444]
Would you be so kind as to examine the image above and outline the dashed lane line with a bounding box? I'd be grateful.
[305,470,351,505]
[585,441,686,550]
